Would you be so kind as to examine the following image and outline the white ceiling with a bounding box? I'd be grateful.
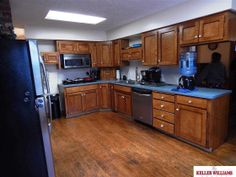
[10,0,190,31]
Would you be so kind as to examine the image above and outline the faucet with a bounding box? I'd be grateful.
[135,67,140,82]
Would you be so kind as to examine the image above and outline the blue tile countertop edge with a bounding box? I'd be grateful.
[58,80,232,100]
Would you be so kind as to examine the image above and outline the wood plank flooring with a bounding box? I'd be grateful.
[51,112,236,177]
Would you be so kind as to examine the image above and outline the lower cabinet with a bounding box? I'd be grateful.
[114,85,132,116]
[64,85,99,117]
[99,84,112,109]
[175,104,207,147]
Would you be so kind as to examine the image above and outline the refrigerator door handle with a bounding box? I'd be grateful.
[39,56,53,129]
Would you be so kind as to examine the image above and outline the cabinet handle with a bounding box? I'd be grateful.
[160,124,164,128]
[158,59,161,63]
[142,60,144,62]
[161,114,164,118]
[161,96,164,99]
[176,108,179,111]
[199,34,202,38]
[121,96,125,99]
[160,105,164,108]
[194,35,198,38]
[188,100,192,104]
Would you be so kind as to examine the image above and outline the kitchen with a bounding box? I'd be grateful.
[1,0,236,177]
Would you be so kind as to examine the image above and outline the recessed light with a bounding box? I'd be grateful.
[45,10,106,24]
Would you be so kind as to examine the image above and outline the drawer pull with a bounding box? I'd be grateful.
[161,114,164,118]
[188,100,192,104]
[161,96,164,99]
[176,108,179,111]
[160,124,164,128]
[194,35,198,38]
[160,105,164,108]
[121,96,125,99]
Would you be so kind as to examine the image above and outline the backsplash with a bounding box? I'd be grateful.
[121,61,180,85]
[46,65,90,94]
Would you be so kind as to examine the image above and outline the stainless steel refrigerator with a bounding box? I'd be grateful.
[0,40,55,177]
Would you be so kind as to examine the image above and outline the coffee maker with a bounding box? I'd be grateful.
[141,67,161,85]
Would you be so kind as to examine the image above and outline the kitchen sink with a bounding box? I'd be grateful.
[116,80,137,85]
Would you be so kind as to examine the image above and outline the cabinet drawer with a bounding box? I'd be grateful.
[114,85,131,93]
[153,92,175,102]
[153,100,175,113]
[65,84,98,94]
[176,95,207,109]
[153,109,174,124]
[153,118,174,134]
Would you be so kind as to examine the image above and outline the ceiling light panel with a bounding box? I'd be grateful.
[45,10,106,24]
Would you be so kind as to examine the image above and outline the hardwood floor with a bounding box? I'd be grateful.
[51,112,236,177]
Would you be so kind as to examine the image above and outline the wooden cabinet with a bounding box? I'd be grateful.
[64,85,99,117]
[65,92,84,116]
[89,42,97,67]
[121,47,142,61]
[114,85,132,116]
[158,26,178,65]
[41,52,60,68]
[175,104,207,147]
[100,68,116,80]
[99,84,111,109]
[96,42,113,67]
[56,41,89,54]
[141,31,158,65]
[179,12,236,45]
[112,40,121,66]
[152,92,175,134]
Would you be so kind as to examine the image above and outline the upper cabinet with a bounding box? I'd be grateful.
[89,42,97,67]
[56,41,90,54]
[96,42,113,67]
[158,26,178,65]
[41,52,61,69]
[179,12,236,45]
[112,40,121,66]
[141,30,158,66]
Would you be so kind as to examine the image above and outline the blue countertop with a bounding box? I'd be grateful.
[58,80,231,100]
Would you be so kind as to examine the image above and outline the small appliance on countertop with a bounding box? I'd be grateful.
[140,67,165,86]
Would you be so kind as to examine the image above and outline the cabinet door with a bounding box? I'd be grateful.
[124,94,132,116]
[114,91,131,116]
[121,50,130,61]
[175,104,207,147]
[83,89,99,112]
[65,92,83,116]
[89,43,97,67]
[142,31,158,65]
[130,48,142,60]
[77,42,89,53]
[109,84,115,111]
[97,42,113,67]
[56,41,77,53]
[158,26,178,65]
[179,21,199,45]
[42,52,59,64]
[199,14,225,42]
[99,84,111,109]
[113,40,121,66]
[100,68,116,80]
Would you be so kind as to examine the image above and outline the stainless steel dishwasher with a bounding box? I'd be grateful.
[132,87,152,125]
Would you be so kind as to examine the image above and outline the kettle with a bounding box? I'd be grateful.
[178,76,195,90]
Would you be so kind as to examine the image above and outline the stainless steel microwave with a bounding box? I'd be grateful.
[60,54,91,69]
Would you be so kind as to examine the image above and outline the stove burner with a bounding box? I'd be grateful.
[62,77,96,85]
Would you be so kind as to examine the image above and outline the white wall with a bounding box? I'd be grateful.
[121,61,180,85]
[107,0,233,40]
[26,25,107,41]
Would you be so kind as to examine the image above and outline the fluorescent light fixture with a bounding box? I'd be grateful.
[45,10,106,24]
